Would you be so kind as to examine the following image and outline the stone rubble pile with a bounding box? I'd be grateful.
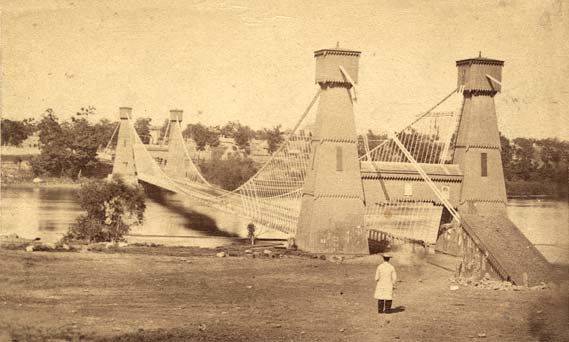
[451,273,549,291]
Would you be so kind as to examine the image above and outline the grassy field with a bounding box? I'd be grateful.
[0,246,567,341]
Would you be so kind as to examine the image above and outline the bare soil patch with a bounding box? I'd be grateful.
[1,247,567,341]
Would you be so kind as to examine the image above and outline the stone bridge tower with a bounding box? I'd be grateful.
[296,47,367,254]
[163,109,186,178]
[453,56,507,214]
[111,107,137,183]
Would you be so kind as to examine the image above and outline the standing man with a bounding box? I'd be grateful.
[374,253,397,314]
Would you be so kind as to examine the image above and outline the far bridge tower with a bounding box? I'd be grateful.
[164,109,186,178]
[111,107,137,184]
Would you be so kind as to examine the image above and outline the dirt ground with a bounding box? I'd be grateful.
[0,246,567,342]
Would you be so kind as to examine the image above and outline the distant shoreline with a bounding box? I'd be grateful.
[1,178,84,188]
[507,194,557,199]
[1,178,566,200]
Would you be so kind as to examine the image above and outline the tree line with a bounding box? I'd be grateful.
[2,111,567,197]
[133,117,284,155]
[500,134,568,198]
[1,108,117,178]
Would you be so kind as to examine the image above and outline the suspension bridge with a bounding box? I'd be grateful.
[103,47,552,286]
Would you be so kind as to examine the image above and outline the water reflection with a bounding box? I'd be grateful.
[1,185,567,260]
[143,184,238,238]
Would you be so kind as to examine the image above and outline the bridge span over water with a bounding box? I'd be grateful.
[105,47,551,286]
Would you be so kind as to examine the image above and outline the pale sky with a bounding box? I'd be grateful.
[1,0,568,139]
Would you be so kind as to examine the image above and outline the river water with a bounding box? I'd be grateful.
[1,185,567,263]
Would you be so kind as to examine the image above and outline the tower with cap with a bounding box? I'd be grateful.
[453,55,507,214]
[163,109,187,178]
[112,107,138,183]
[295,47,367,254]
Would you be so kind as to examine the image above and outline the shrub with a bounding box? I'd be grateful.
[198,154,258,191]
[65,178,145,242]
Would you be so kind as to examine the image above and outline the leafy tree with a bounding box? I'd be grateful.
[31,108,116,178]
[64,178,145,242]
[32,111,68,176]
[198,154,258,190]
[500,132,513,180]
[234,124,254,154]
[511,137,537,181]
[93,119,119,150]
[134,117,152,144]
[183,123,220,151]
[264,125,284,154]
[0,118,35,146]
[36,109,63,146]
[220,121,240,137]
[66,117,102,170]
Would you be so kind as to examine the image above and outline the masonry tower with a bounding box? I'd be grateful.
[296,47,367,254]
[453,55,507,214]
[163,109,186,178]
[111,107,137,183]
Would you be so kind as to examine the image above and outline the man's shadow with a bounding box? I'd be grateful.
[386,306,406,314]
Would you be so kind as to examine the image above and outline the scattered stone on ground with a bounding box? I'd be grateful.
[452,272,550,291]
[216,251,226,258]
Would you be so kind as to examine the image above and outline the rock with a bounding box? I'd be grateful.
[244,249,253,254]
[263,249,273,256]
[32,177,43,183]
[61,244,71,250]
[105,242,114,248]
[319,255,326,260]
[477,332,487,338]
[117,242,128,248]
[450,285,459,291]
[198,323,207,331]
[216,251,227,258]
[25,245,35,252]
[339,328,345,333]
[329,255,344,263]
[246,285,253,289]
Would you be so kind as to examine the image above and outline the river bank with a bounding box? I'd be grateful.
[0,246,567,342]
[2,171,568,199]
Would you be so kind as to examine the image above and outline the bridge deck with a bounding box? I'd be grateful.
[461,214,553,286]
